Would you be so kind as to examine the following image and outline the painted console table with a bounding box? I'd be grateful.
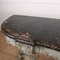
[1,15,60,60]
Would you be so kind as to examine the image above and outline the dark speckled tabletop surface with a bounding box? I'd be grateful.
[1,15,60,51]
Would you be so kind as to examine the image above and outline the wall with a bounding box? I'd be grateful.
[0,0,60,29]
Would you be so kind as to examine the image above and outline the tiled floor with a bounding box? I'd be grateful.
[0,31,55,60]
[0,32,19,60]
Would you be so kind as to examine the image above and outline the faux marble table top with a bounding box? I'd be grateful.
[1,15,60,51]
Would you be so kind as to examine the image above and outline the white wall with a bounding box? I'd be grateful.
[0,0,60,29]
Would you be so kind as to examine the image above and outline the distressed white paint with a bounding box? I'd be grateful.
[5,36,32,54]
[6,36,16,46]
[5,36,60,60]
[36,47,60,60]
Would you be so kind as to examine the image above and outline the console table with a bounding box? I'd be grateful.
[1,15,60,60]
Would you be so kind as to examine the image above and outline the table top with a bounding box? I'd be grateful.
[1,15,60,51]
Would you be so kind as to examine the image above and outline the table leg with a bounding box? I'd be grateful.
[18,44,36,60]
[32,46,36,60]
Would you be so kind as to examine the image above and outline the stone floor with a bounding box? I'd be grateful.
[0,31,55,60]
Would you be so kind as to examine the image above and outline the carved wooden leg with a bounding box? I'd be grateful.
[20,51,25,60]
[32,46,36,60]
[18,43,25,60]
[32,46,36,54]
[18,43,36,60]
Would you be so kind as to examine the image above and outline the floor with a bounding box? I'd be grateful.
[0,31,55,60]
[0,32,19,60]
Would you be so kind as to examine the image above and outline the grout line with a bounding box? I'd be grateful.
[2,52,18,57]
